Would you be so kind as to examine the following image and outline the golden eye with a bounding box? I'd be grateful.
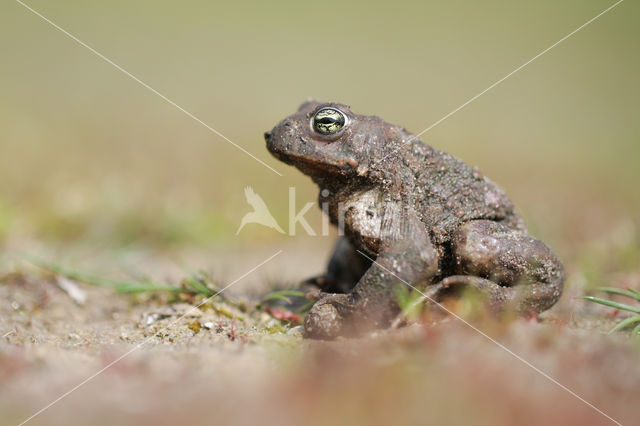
[312,108,347,135]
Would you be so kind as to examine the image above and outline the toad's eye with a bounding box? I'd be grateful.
[312,107,347,136]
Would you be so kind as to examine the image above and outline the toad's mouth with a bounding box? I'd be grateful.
[269,150,356,181]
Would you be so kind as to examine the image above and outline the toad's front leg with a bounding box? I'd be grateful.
[304,213,438,339]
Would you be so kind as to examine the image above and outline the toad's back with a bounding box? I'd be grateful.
[393,138,526,244]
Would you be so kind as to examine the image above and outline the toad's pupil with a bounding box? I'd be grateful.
[313,108,346,135]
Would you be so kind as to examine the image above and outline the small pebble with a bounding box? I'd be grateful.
[286,325,304,338]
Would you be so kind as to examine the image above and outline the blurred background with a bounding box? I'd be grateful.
[0,0,638,269]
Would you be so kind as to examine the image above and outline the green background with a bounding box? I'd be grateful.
[0,0,638,256]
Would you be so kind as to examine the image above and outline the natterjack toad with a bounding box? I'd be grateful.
[265,101,564,339]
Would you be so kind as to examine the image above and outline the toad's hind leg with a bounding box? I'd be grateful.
[444,220,564,314]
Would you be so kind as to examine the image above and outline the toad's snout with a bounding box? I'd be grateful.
[265,123,296,158]
[264,129,278,154]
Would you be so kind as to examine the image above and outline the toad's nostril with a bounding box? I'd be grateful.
[264,131,272,141]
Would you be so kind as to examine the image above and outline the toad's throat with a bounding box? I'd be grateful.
[275,152,358,181]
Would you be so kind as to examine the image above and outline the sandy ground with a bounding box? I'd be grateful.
[1,242,639,426]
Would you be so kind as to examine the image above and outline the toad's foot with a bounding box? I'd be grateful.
[304,293,355,340]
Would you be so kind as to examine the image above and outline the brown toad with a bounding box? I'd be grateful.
[265,101,564,339]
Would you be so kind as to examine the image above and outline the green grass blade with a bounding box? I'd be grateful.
[580,296,640,314]
[296,299,317,314]
[596,287,640,302]
[633,323,640,336]
[393,285,410,309]
[182,276,213,296]
[266,294,293,304]
[29,258,181,293]
[262,290,306,304]
[266,290,307,298]
[113,283,182,293]
[628,288,640,298]
[178,264,218,296]
[608,316,640,334]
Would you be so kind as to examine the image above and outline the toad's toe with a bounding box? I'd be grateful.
[304,302,343,340]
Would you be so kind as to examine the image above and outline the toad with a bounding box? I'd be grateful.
[265,101,564,339]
